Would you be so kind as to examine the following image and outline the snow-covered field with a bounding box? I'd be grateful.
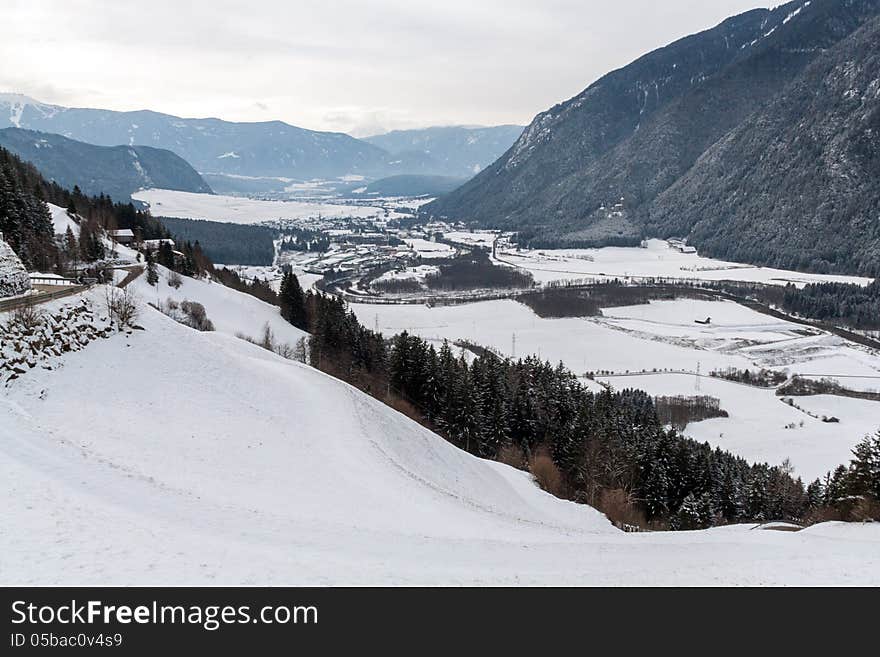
[444,230,499,248]
[349,297,880,479]
[599,373,877,481]
[375,264,439,285]
[2,288,878,585]
[132,189,396,225]
[351,299,752,375]
[598,299,880,385]
[498,240,873,288]
[403,238,456,258]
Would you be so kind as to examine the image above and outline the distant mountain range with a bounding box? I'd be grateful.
[363,125,523,178]
[0,93,408,180]
[0,127,212,202]
[0,94,521,184]
[425,0,880,276]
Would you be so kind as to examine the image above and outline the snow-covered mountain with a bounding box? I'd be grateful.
[364,125,524,178]
[0,127,212,202]
[0,94,424,181]
[0,94,524,185]
[2,287,878,585]
[426,0,880,276]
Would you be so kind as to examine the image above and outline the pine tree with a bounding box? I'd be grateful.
[673,493,703,530]
[145,251,159,286]
[63,226,79,275]
[279,271,308,330]
[849,431,880,501]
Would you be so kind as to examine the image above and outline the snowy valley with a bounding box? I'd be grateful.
[2,288,879,585]
[3,0,880,591]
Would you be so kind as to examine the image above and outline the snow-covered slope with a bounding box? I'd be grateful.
[46,203,143,265]
[48,203,79,237]
[128,264,307,346]
[2,289,878,585]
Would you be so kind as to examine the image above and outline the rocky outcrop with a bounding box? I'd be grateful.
[0,238,30,298]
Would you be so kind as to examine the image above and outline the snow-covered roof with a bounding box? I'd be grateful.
[142,238,175,248]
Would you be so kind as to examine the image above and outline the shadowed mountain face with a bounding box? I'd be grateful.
[425,0,880,276]
[0,127,212,203]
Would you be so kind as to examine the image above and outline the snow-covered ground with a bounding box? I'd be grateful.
[599,373,877,481]
[350,299,753,374]
[128,265,307,346]
[597,299,880,385]
[132,189,395,225]
[47,203,142,266]
[444,230,499,248]
[403,238,456,258]
[349,297,880,479]
[375,265,439,285]
[48,203,80,237]
[2,288,878,585]
[498,240,873,288]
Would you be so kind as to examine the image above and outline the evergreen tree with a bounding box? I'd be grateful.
[279,271,308,330]
[145,251,159,286]
[849,432,880,501]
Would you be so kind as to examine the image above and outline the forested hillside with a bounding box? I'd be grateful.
[269,274,880,529]
[647,14,880,275]
[0,145,189,273]
[425,0,880,275]
[0,94,424,180]
[0,128,212,203]
[159,217,276,265]
[0,148,57,270]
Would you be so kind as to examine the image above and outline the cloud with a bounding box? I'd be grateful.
[2,0,771,133]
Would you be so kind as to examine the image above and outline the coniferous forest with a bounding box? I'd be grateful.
[273,272,880,529]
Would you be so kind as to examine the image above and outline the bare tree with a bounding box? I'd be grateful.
[167,270,183,289]
[105,286,139,327]
[294,336,308,363]
[10,300,44,333]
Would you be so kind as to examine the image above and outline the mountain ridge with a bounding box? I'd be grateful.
[364,125,524,178]
[425,0,880,275]
[0,95,521,182]
[0,127,212,202]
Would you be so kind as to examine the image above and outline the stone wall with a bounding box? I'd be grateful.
[1,297,118,386]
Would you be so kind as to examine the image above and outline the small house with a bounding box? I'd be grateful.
[110,229,135,245]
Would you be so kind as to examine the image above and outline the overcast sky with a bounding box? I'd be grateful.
[2,0,771,136]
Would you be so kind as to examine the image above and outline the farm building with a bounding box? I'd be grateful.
[110,229,136,245]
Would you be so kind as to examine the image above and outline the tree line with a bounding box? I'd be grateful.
[1,146,171,273]
[270,271,880,529]
[160,216,277,266]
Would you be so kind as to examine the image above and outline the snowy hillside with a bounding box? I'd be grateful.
[128,264,307,346]
[2,289,878,585]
